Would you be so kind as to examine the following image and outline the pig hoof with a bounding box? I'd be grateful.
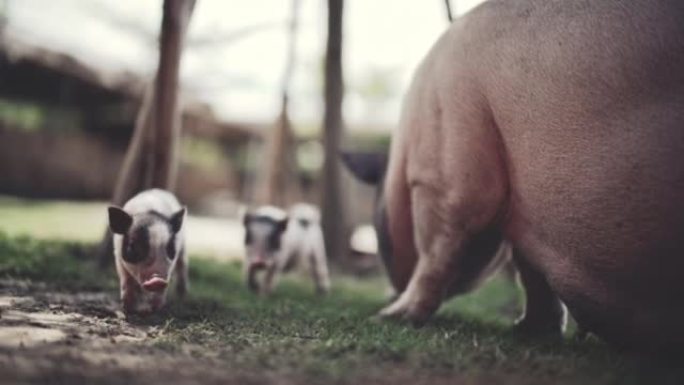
[512,317,563,340]
[378,298,433,327]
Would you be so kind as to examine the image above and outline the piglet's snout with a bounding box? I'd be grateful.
[142,277,168,292]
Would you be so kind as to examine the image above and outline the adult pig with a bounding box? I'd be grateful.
[342,0,684,351]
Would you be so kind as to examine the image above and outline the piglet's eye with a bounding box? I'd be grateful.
[124,242,147,264]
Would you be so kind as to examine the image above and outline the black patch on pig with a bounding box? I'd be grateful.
[243,215,289,251]
[166,234,177,260]
[169,207,186,233]
[297,218,311,228]
[122,226,150,264]
[148,209,185,234]
[120,210,183,264]
[267,228,282,251]
[244,227,253,245]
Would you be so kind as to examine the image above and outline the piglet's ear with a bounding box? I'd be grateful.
[108,206,132,235]
[243,212,253,226]
[170,207,187,233]
[339,151,388,186]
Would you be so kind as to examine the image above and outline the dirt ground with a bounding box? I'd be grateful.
[0,280,277,385]
[0,279,517,385]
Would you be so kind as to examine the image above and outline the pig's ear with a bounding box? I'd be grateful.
[170,207,187,233]
[108,206,132,235]
[243,212,253,226]
[339,151,388,185]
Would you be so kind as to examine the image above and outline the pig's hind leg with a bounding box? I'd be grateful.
[379,96,508,325]
[379,214,507,325]
[512,248,566,338]
[308,230,331,295]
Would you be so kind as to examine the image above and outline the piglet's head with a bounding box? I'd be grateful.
[108,206,186,292]
[243,207,289,271]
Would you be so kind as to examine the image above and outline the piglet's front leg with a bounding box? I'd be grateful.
[148,292,167,313]
[121,275,142,315]
[261,265,281,296]
[246,265,260,293]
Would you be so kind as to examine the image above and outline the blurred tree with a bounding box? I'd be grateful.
[321,0,349,262]
[98,0,196,268]
[87,2,283,51]
[255,0,301,206]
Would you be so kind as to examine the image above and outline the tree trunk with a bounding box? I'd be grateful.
[151,0,195,189]
[321,0,348,262]
[98,0,195,268]
[256,0,301,207]
[444,0,454,22]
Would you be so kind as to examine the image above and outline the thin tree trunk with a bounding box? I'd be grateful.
[98,0,195,268]
[444,0,454,22]
[321,0,348,262]
[256,0,300,206]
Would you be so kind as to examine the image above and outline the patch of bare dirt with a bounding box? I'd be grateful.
[0,281,208,383]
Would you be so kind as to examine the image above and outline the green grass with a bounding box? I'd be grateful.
[1,233,683,384]
[0,233,114,291]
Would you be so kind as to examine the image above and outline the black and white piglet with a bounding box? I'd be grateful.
[243,204,330,295]
[107,189,188,314]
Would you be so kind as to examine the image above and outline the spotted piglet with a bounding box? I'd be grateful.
[243,204,330,295]
[107,189,188,315]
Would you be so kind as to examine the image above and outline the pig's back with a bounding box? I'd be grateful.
[123,189,182,217]
[462,0,684,348]
[283,204,322,251]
